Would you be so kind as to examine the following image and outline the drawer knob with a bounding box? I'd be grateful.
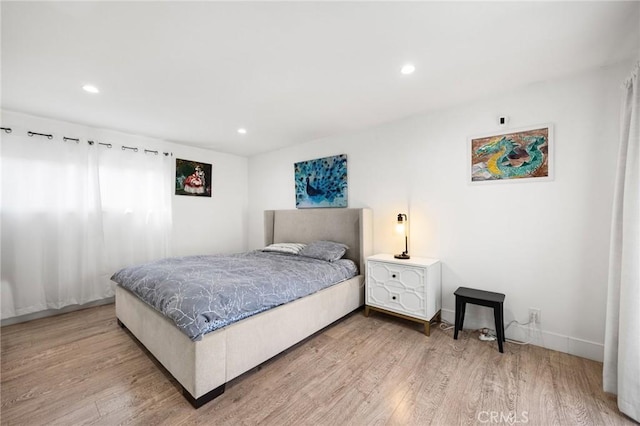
[392,296,397,300]
[392,274,397,278]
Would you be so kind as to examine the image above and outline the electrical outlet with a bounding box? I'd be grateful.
[529,308,541,324]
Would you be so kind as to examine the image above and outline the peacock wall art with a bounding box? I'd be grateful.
[471,126,551,182]
[294,154,348,208]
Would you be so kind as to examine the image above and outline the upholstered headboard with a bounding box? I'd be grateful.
[264,208,373,274]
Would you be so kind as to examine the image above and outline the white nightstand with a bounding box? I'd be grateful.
[365,254,442,336]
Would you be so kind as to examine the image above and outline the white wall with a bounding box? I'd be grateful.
[247,60,634,361]
[0,110,249,257]
[170,145,248,256]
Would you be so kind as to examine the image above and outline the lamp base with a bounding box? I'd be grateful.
[394,253,410,260]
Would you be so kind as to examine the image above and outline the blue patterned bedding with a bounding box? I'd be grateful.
[111,250,358,341]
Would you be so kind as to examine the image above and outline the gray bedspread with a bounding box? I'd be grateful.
[111,251,358,341]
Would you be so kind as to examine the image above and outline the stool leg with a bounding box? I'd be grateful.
[459,302,467,331]
[500,303,506,342]
[454,296,460,340]
[494,306,504,353]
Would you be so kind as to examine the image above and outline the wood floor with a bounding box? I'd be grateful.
[1,304,633,425]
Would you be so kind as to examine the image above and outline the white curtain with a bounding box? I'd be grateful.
[1,130,172,319]
[1,132,106,317]
[604,61,640,422]
[98,146,172,270]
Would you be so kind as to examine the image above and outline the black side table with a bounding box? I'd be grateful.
[453,286,506,353]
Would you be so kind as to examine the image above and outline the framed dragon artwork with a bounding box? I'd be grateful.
[470,124,553,184]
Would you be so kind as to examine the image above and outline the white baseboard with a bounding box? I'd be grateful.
[1,297,115,327]
[440,308,604,362]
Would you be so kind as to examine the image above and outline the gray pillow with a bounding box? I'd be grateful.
[299,240,348,262]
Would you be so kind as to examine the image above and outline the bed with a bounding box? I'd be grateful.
[115,208,372,408]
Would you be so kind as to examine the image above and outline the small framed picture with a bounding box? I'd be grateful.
[175,158,212,197]
[470,124,553,184]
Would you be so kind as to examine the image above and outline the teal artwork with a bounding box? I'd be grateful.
[295,154,347,208]
[471,126,550,182]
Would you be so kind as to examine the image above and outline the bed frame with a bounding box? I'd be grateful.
[115,208,372,408]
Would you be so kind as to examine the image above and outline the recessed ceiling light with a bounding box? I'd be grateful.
[82,84,100,94]
[237,128,247,135]
[400,64,416,75]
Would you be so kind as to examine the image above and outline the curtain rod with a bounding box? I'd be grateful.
[28,131,53,139]
[3,127,173,156]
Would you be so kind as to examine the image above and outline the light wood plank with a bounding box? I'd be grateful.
[1,304,634,425]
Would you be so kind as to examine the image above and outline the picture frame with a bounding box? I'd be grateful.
[175,158,212,197]
[469,124,553,184]
[294,154,348,208]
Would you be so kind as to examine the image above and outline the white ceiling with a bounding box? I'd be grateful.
[2,1,639,157]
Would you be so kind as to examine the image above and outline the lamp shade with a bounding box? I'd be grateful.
[396,214,406,234]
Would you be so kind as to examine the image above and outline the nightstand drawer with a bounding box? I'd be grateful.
[368,262,425,290]
[368,282,427,319]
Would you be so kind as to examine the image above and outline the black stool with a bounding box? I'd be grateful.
[453,286,506,353]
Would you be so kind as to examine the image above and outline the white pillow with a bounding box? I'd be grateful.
[262,243,307,255]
